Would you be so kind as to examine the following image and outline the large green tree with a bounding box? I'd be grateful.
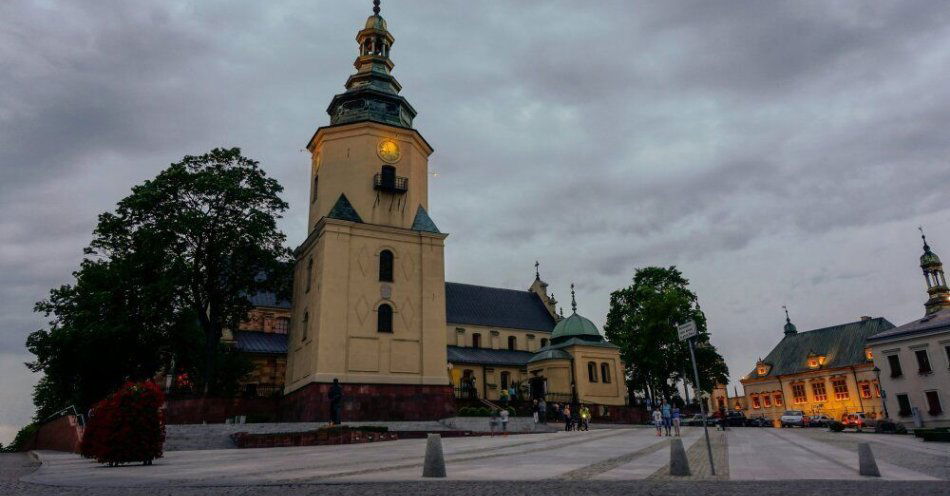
[27,148,291,417]
[603,266,729,405]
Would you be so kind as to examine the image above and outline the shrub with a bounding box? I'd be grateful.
[477,407,491,416]
[828,421,845,432]
[80,381,165,466]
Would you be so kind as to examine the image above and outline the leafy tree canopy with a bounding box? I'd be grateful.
[27,148,291,417]
[604,266,729,402]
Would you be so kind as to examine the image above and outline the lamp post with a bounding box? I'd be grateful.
[873,366,889,419]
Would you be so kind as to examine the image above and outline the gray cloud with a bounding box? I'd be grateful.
[2,0,950,443]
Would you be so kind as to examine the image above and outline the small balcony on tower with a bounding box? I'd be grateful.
[374,165,408,194]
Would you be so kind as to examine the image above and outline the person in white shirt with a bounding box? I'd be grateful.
[652,407,663,437]
[500,408,510,436]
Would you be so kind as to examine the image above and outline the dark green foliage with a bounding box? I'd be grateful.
[27,148,291,418]
[603,266,729,402]
[1,424,39,452]
[829,421,845,432]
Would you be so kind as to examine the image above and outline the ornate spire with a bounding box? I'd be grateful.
[325,0,417,128]
[782,305,797,335]
[535,260,540,280]
[570,283,577,313]
[918,226,949,314]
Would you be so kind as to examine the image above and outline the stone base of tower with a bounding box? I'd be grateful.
[280,382,455,422]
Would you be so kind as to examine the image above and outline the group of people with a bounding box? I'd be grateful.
[651,400,682,437]
[546,401,592,431]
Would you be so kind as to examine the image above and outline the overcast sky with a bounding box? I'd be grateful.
[2,0,950,444]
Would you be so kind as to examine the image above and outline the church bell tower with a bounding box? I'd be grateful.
[284,1,452,420]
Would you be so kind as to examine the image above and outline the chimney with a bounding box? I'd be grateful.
[860,316,872,321]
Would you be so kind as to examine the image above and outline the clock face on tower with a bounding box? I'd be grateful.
[377,138,401,163]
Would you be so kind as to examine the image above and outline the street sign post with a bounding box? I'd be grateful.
[677,320,698,341]
[679,319,715,476]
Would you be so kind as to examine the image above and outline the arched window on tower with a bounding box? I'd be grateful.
[600,363,611,384]
[311,175,318,204]
[301,311,309,341]
[377,304,393,333]
[306,258,313,293]
[472,333,482,349]
[587,362,598,383]
[540,338,549,348]
[508,336,517,351]
[379,250,394,282]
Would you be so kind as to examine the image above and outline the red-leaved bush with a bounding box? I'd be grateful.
[80,381,166,466]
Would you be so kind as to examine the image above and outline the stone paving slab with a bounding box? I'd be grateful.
[21,426,948,487]
[591,430,702,480]
[728,428,938,481]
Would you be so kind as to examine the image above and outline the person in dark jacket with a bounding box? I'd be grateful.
[328,378,343,425]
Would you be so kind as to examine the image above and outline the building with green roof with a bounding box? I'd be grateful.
[739,311,893,422]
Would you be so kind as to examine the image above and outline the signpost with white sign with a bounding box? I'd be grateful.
[679,319,715,476]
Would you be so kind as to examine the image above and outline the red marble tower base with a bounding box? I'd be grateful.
[280,383,456,422]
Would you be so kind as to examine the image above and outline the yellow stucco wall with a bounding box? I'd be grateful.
[447,324,552,352]
[741,364,884,421]
[285,122,449,393]
[525,344,627,406]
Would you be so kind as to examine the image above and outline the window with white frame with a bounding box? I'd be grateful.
[831,378,849,400]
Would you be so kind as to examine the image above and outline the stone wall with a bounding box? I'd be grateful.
[280,383,455,422]
[165,396,281,424]
[23,415,84,453]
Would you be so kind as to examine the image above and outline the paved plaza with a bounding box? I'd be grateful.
[6,425,947,496]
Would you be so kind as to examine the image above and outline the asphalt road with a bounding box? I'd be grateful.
[4,452,949,496]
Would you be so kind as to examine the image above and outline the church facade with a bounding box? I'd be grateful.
[263,3,626,421]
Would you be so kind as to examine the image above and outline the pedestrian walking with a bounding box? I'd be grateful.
[489,409,500,437]
[500,388,510,408]
[661,400,672,436]
[539,399,547,424]
[563,405,573,431]
[652,407,663,436]
[500,408,510,436]
[672,406,681,436]
[328,378,343,426]
[532,399,539,424]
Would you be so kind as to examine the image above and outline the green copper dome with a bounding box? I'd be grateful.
[784,320,797,335]
[551,312,601,340]
[921,247,941,267]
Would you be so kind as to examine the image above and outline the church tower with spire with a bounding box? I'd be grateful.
[284,1,452,419]
[919,228,950,315]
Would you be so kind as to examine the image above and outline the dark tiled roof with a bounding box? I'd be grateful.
[248,291,291,309]
[867,308,950,342]
[411,205,440,233]
[445,282,557,332]
[447,346,535,367]
[234,331,287,354]
[327,194,363,223]
[749,317,895,378]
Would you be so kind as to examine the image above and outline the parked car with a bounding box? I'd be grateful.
[746,415,770,427]
[780,410,806,428]
[841,412,876,431]
[684,414,716,426]
[807,414,833,428]
[725,411,747,427]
